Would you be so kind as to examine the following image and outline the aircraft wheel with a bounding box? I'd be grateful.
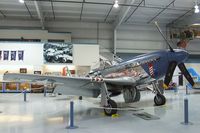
[104,99,117,116]
[79,96,83,100]
[133,89,141,102]
[154,93,166,106]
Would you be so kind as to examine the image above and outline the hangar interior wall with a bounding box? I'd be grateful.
[47,22,168,53]
[0,42,99,78]
[1,20,200,55]
[0,29,71,42]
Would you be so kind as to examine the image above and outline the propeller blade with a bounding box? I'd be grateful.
[154,21,174,52]
[163,61,177,89]
[178,63,195,86]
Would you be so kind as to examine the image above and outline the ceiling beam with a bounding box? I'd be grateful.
[114,0,136,29]
[24,2,33,18]
[50,0,55,20]
[24,0,189,12]
[104,5,113,22]
[80,0,85,21]
[167,4,200,27]
[34,1,45,29]
[147,0,176,24]
[0,10,6,18]
[124,0,145,22]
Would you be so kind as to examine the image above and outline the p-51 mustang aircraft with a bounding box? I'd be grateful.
[3,22,195,116]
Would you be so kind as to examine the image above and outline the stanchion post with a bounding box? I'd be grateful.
[66,101,78,129]
[24,90,27,102]
[181,97,193,125]
[44,87,47,97]
[186,85,188,95]
[184,97,188,123]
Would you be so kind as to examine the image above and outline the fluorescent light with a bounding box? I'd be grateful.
[19,0,24,4]
[194,4,199,13]
[114,0,119,8]
[191,23,200,26]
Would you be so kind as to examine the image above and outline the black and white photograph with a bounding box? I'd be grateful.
[11,51,16,61]
[43,43,73,63]
[18,50,24,61]
[3,50,9,60]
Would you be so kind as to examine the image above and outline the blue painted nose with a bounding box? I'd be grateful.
[174,49,189,63]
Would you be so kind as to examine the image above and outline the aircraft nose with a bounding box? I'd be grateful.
[176,50,189,63]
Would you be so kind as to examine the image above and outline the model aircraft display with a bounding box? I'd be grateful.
[3,22,195,116]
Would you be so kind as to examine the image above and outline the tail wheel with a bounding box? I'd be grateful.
[154,93,166,106]
[104,99,117,116]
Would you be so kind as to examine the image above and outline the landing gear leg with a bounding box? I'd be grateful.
[101,82,117,116]
[152,81,166,106]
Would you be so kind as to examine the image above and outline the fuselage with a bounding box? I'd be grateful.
[101,49,189,80]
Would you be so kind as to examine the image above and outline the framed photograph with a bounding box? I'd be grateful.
[43,43,73,64]
[11,51,17,61]
[34,71,41,75]
[3,51,9,60]
[18,50,24,61]
[20,68,27,73]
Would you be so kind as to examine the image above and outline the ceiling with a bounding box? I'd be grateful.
[0,0,198,29]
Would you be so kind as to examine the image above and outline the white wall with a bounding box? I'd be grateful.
[0,42,43,65]
[0,42,43,74]
[73,44,99,66]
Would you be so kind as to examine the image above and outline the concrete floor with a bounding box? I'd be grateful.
[0,87,200,133]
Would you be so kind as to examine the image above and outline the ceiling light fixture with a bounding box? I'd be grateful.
[114,0,119,8]
[19,0,25,4]
[194,1,199,13]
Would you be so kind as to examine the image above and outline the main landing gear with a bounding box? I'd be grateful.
[104,99,117,116]
[152,81,166,106]
[100,82,118,116]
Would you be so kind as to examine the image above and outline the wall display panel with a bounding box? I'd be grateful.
[43,43,73,64]
[0,42,43,66]
[73,44,99,66]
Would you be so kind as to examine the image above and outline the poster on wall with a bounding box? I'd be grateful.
[43,43,73,63]
[18,50,24,61]
[0,51,2,60]
[11,51,17,61]
[3,51,9,60]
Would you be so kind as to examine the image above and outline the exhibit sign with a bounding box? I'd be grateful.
[43,43,73,64]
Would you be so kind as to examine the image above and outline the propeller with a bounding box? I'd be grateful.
[163,61,177,88]
[178,63,195,86]
[154,21,174,52]
[163,61,195,89]
[154,21,195,89]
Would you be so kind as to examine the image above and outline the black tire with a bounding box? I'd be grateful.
[154,93,166,106]
[104,99,117,116]
[79,96,83,100]
[133,89,141,102]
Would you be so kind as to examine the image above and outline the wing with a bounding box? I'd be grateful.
[3,73,101,97]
